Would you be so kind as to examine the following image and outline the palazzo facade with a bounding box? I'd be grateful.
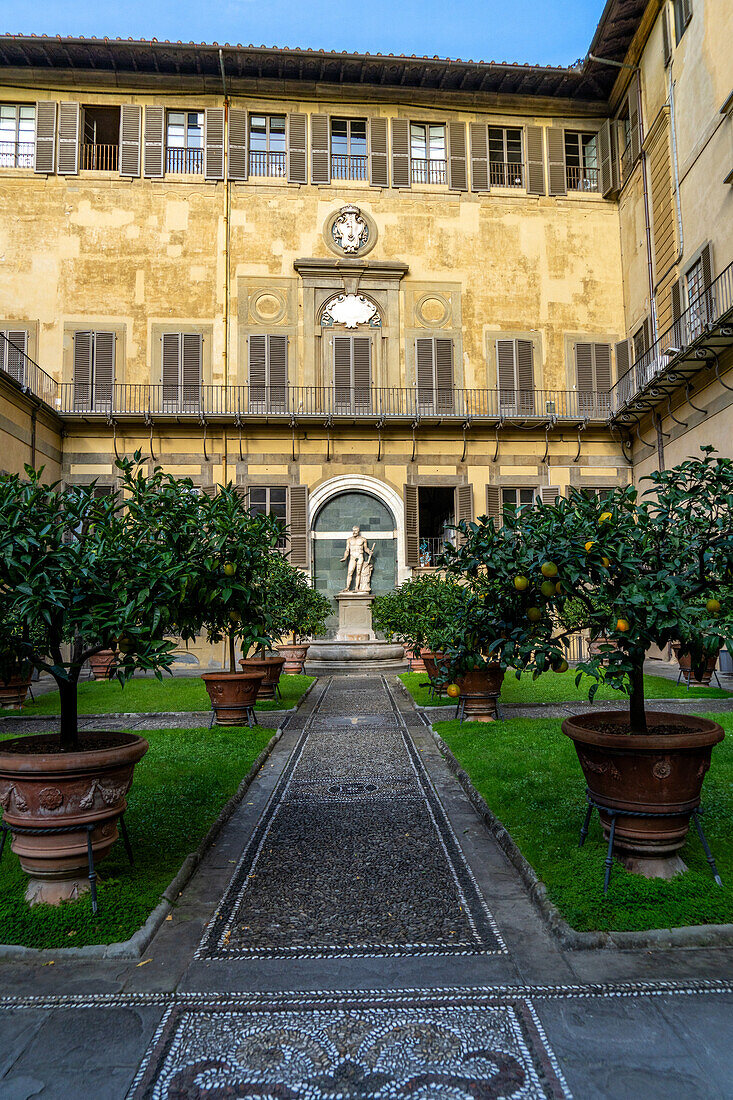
[0,0,731,653]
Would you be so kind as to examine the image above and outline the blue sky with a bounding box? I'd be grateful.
[0,0,603,68]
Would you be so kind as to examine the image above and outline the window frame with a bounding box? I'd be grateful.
[564,130,599,192]
[0,103,35,168]
[248,485,288,549]
[248,113,287,177]
[165,109,205,174]
[487,125,524,187]
[409,121,447,185]
[330,117,368,181]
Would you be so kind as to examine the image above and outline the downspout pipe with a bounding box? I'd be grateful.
[219,47,231,485]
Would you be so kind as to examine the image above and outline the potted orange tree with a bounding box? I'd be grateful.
[0,457,206,905]
[372,575,459,680]
[0,610,46,709]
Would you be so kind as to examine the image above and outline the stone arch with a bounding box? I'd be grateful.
[308,475,409,584]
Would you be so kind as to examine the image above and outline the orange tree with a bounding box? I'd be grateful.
[372,574,463,657]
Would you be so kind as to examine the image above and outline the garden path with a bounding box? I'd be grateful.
[1,674,733,1098]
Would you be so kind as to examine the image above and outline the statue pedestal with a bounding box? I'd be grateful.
[335,591,375,642]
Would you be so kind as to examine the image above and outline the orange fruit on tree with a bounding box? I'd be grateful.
[540,580,556,598]
[585,540,594,552]
[223,562,237,577]
[599,511,613,524]
[540,561,558,578]
[555,582,563,595]
[601,556,611,568]
[228,610,240,625]
[527,607,542,623]
[616,618,630,632]
[553,659,569,673]
[706,598,721,614]
[446,683,460,698]
[514,575,530,591]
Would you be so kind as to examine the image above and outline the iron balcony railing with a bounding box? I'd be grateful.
[330,154,368,181]
[166,147,204,174]
[54,384,613,421]
[566,165,599,192]
[489,160,525,188]
[418,537,452,566]
[0,140,34,168]
[81,144,119,171]
[411,158,447,185]
[248,150,286,177]
[609,259,733,415]
[0,332,59,407]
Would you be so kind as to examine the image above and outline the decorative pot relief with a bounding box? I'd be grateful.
[79,779,130,810]
[652,759,672,780]
[578,753,621,781]
[38,787,64,811]
[0,783,29,813]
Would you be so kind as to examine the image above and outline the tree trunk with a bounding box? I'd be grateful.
[58,677,80,752]
[629,657,647,735]
[228,633,236,674]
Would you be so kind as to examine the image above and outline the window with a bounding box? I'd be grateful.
[73,331,115,412]
[0,329,27,384]
[417,486,455,566]
[330,118,368,180]
[0,104,35,168]
[333,335,372,413]
[488,126,524,187]
[410,123,446,184]
[633,323,648,363]
[415,337,454,413]
[686,257,712,338]
[166,111,204,174]
[502,488,536,516]
[248,334,288,412]
[248,114,286,177]
[80,106,120,171]
[673,0,692,44]
[574,342,612,416]
[496,338,536,414]
[564,131,599,192]
[161,332,203,412]
[249,486,288,548]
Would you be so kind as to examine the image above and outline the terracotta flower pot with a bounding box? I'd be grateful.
[409,647,429,672]
[0,731,148,905]
[588,636,619,659]
[88,649,117,681]
[456,664,505,721]
[672,643,720,686]
[0,673,33,710]
[276,643,310,674]
[239,654,286,700]
[562,710,724,877]
[421,651,447,682]
[201,672,264,725]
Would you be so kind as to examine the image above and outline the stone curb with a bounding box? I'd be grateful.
[0,727,284,960]
[0,707,297,724]
[428,724,733,952]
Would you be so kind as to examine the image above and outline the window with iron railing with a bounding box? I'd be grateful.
[330,118,368,180]
[0,104,35,168]
[166,110,204,174]
[80,105,120,172]
[248,114,287,177]
[565,131,599,192]
[488,126,524,188]
[410,122,447,185]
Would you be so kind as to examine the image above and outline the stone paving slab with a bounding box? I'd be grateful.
[0,710,292,732]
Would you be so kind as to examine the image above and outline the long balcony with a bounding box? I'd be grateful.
[609,259,733,419]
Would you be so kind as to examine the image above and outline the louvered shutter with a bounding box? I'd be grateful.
[662,5,672,66]
[700,242,714,322]
[144,106,165,178]
[287,113,307,184]
[404,484,419,567]
[228,108,248,181]
[416,337,435,410]
[455,484,473,525]
[615,338,631,378]
[598,120,614,197]
[594,344,612,393]
[642,316,651,354]
[485,485,501,528]
[448,121,468,191]
[469,123,489,192]
[575,342,594,416]
[352,337,371,411]
[525,125,545,195]
[288,485,309,568]
[670,277,684,343]
[369,117,389,186]
[391,118,411,189]
[57,101,80,175]
[162,332,181,408]
[310,114,330,184]
[547,128,566,196]
[333,336,353,410]
[681,0,692,28]
[3,330,27,384]
[628,80,641,165]
[181,333,202,410]
[204,108,224,180]
[516,339,535,413]
[497,339,517,411]
[119,104,141,177]
[93,331,115,409]
[541,486,560,505]
[248,334,267,407]
[73,331,93,411]
[34,101,57,173]
[435,337,454,413]
[268,335,288,410]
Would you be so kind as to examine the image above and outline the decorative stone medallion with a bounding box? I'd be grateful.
[324,204,378,257]
[321,293,381,329]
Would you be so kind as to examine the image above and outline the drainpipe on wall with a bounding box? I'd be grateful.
[219,48,231,485]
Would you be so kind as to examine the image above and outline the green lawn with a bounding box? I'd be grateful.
[436,711,733,932]
[0,724,274,948]
[400,669,730,709]
[3,672,314,717]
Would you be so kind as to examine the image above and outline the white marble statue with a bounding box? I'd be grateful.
[341,525,376,592]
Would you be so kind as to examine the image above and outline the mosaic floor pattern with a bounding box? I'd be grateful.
[129,991,571,1100]
[197,677,505,959]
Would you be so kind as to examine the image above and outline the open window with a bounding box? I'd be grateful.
[81,106,120,171]
[405,484,473,567]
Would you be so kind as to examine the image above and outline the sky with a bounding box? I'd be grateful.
[0,0,604,69]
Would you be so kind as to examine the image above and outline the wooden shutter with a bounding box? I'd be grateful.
[404,484,419,567]
[485,485,501,528]
[497,338,517,408]
[547,128,566,196]
[310,114,330,184]
[435,337,454,412]
[119,104,141,177]
[469,123,489,192]
[287,113,307,184]
[369,117,389,186]
[598,120,614,197]
[516,339,535,412]
[204,108,224,180]
[681,0,692,30]
[391,118,411,189]
[615,338,631,377]
[268,335,288,409]
[181,333,202,409]
[248,334,267,406]
[525,125,545,195]
[73,331,93,410]
[700,242,714,322]
[228,108,248,181]
[642,315,651,353]
[92,331,115,407]
[288,485,309,568]
[575,342,594,395]
[162,332,181,406]
[541,486,560,505]
[333,335,352,408]
[671,277,683,323]
[144,105,165,178]
[3,330,27,384]
[628,79,641,165]
[34,101,56,173]
[448,121,468,191]
[662,5,672,66]
[416,337,435,408]
[456,484,473,525]
[594,344,612,393]
[57,101,80,175]
[352,337,371,408]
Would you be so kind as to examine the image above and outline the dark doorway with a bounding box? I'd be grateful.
[81,106,120,171]
[417,486,455,566]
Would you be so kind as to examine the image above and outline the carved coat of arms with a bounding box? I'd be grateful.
[331,205,369,254]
